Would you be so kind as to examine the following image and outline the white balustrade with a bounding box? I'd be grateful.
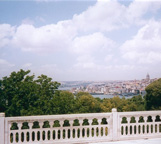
[3,113,111,144]
[0,109,161,144]
[118,110,161,140]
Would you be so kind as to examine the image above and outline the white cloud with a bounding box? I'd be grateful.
[71,33,116,70]
[74,55,97,69]
[0,59,16,78]
[0,59,14,67]
[126,0,161,25]
[71,32,115,54]
[12,22,77,53]
[104,54,113,63]
[22,63,32,68]
[121,20,161,64]
[21,18,34,25]
[21,63,63,80]
[37,64,63,80]
[72,0,126,32]
[74,62,97,69]
[0,24,15,48]
[1,0,161,80]
[35,16,46,23]
[76,55,94,63]
[71,0,161,32]
[1,0,161,55]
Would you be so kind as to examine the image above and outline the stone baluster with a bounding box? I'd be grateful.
[75,128,78,139]
[35,129,39,142]
[60,120,64,140]
[49,121,53,141]
[18,122,22,143]
[140,125,143,135]
[79,119,83,139]
[39,121,43,142]
[129,117,134,135]
[152,116,155,134]
[24,131,27,143]
[85,127,87,138]
[69,120,73,139]
[98,118,102,137]
[144,116,148,135]
[28,122,33,142]
[140,117,143,135]
[147,116,151,134]
[127,117,130,136]
[135,117,139,135]
[107,117,111,137]
[89,119,93,138]
[46,129,49,141]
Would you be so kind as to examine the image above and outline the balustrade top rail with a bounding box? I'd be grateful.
[0,109,161,144]
[118,110,161,117]
[5,112,111,122]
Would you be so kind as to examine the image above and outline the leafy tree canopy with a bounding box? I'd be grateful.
[0,69,60,116]
[145,78,161,110]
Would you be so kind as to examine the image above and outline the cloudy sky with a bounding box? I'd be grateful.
[0,0,161,81]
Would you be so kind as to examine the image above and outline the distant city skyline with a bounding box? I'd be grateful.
[0,0,161,81]
[60,73,157,97]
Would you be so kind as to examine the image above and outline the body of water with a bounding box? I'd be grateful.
[58,87,139,99]
[92,94,134,99]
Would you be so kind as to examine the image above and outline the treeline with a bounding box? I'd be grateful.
[0,69,160,117]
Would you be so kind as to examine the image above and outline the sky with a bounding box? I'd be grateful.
[0,0,161,81]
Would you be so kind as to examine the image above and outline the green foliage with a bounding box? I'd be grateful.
[74,92,102,113]
[127,95,145,111]
[52,91,75,114]
[0,69,60,116]
[145,78,161,110]
[100,95,144,112]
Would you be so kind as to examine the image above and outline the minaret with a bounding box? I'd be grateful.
[146,73,150,82]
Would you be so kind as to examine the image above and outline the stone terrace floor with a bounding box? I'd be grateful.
[90,138,161,144]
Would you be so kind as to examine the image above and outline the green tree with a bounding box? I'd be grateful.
[145,78,161,110]
[52,91,75,114]
[101,96,128,112]
[0,69,33,116]
[128,95,145,111]
[75,92,101,113]
[0,69,60,116]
